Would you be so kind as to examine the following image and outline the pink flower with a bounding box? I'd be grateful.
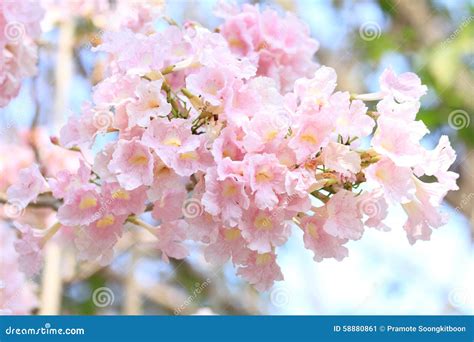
[380,67,427,102]
[323,190,364,240]
[92,74,139,106]
[48,160,90,201]
[186,210,220,245]
[299,211,349,262]
[365,157,416,204]
[240,206,291,253]
[142,118,211,176]
[126,79,171,127]
[294,66,337,108]
[376,95,420,122]
[92,142,117,182]
[57,187,102,226]
[108,138,154,190]
[216,2,261,56]
[7,164,47,209]
[218,3,318,91]
[0,41,39,107]
[415,135,459,193]
[402,179,448,244]
[156,220,189,263]
[185,25,256,80]
[372,116,428,167]
[237,251,284,291]
[59,104,102,149]
[101,182,147,216]
[245,153,286,210]
[241,109,289,153]
[288,114,334,163]
[224,77,280,127]
[95,29,161,74]
[284,166,317,198]
[185,66,235,106]
[13,223,43,277]
[205,227,251,265]
[171,137,213,177]
[333,93,374,141]
[281,191,312,214]
[146,160,187,202]
[152,190,186,222]
[0,224,37,314]
[202,167,249,227]
[0,1,44,107]
[2,1,44,38]
[211,126,245,164]
[321,142,361,175]
[75,214,127,265]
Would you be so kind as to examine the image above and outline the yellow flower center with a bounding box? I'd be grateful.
[205,82,219,96]
[228,37,245,49]
[314,97,327,107]
[380,138,394,151]
[255,167,273,183]
[375,168,388,181]
[129,154,149,165]
[79,196,97,210]
[254,214,273,230]
[222,148,234,159]
[307,223,319,240]
[163,136,182,147]
[256,253,272,265]
[300,131,318,144]
[224,228,241,241]
[148,98,160,108]
[222,183,238,197]
[96,214,115,228]
[265,129,279,142]
[112,189,130,200]
[155,164,171,177]
[179,151,198,160]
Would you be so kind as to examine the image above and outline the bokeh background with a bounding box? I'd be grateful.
[0,0,473,315]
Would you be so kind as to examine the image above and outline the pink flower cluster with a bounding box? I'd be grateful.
[216,0,319,92]
[42,0,165,34]
[0,223,38,314]
[6,2,459,292]
[0,1,44,107]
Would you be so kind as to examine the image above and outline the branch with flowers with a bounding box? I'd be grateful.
[3,1,459,296]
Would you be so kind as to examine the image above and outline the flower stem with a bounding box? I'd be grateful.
[126,216,157,237]
[311,191,330,204]
[41,222,62,246]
